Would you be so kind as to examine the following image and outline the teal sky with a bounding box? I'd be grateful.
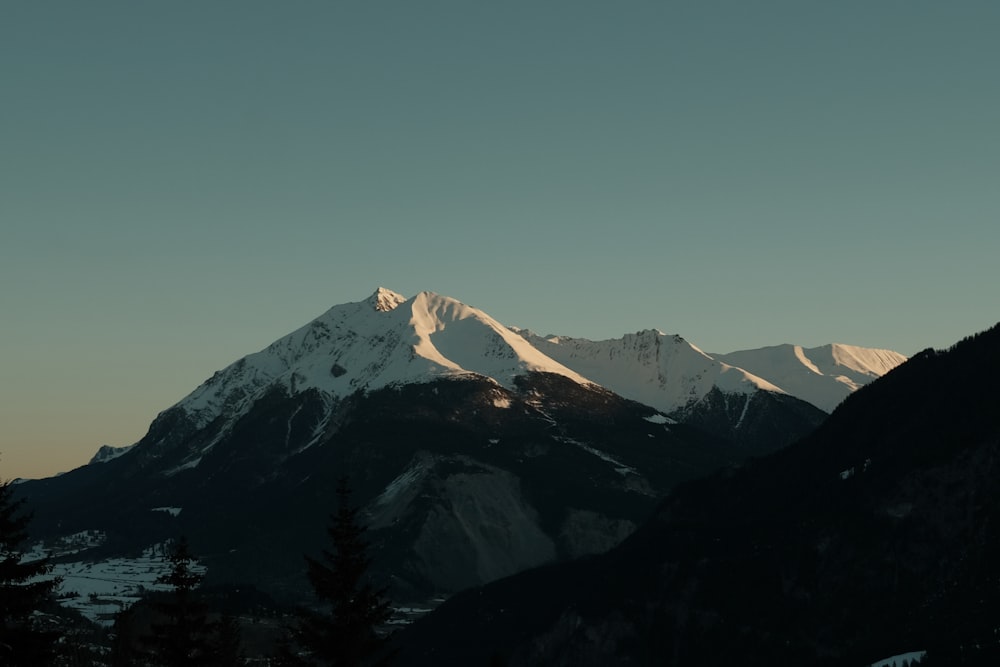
[3,1,999,479]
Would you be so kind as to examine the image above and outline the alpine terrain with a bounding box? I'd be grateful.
[396,323,1000,666]
[515,329,852,453]
[712,343,908,412]
[14,289,894,616]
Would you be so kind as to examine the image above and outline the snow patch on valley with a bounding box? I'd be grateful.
[30,537,205,627]
[25,530,106,561]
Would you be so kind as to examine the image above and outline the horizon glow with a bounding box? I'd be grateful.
[2,1,998,479]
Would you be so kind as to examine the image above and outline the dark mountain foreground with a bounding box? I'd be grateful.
[396,323,1000,666]
[19,374,761,604]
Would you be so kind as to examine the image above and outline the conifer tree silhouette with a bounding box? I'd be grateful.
[281,477,394,666]
[0,478,60,666]
[138,536,221,665]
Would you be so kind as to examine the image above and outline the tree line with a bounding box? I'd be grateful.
[1,476,394,666]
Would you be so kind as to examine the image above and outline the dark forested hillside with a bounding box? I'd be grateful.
[17,373,762,605]
[396,323,1000,666]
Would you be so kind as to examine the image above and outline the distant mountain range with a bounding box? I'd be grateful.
[90,287,904,466]
[517,331,905,414]
[711,343,907,412]
[17,288,904,608]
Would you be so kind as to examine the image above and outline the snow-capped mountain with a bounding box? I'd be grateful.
[712,344,908,412]
[514,329,783,413]
[15,287,844,608]
[179,288,590,431]
[512,329,828,453]
[142,287,826,472]
[150,287,899,460]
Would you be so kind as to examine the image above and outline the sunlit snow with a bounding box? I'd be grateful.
[173,289,593,433]
[84,287,907,480]
[518,329,782,415]
[712,343,907,412]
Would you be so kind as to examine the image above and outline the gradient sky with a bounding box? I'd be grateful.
[3,1,999,479]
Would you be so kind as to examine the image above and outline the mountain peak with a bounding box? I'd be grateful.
[824,343,908,376]
[516,328,783,415]
[711,343,908,412]
[368,287,407,312]
[173,288,594,432]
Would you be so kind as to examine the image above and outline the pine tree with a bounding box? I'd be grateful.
[0,478,61,666]
[138,536,220,666]
[282,477,394,666]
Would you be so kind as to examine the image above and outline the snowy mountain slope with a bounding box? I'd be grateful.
[513,329,784,414]
[510,329,828,453]
[179,288,592,430]
[16,286,835,610]
[88,444,135,464]
[93,289,829,474]
[712,344,907,412]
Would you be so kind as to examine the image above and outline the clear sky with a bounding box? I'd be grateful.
[3,1,999,480]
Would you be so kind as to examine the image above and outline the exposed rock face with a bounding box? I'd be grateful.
[408,462,557,590]
[669,386,827,455]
